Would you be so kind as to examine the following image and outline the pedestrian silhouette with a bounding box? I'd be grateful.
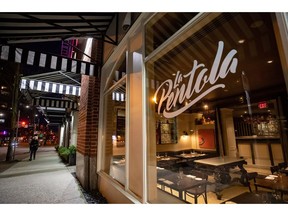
[29,136,39,161]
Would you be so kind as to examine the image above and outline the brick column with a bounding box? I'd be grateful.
[76,74,100,191]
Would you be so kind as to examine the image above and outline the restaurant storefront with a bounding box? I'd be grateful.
[97,12,288,203]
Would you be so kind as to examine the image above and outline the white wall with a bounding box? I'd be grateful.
[59,125,65,147]
[70,110,78,146]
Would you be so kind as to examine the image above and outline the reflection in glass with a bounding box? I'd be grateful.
[146,13,287,203]
[103,79,126,185]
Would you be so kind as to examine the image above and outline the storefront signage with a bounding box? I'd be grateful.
[154,41,238,118]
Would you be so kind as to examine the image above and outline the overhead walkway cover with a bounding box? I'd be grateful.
[0,44,98,77]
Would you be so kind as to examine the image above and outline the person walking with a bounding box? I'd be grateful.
[29,135,39,161]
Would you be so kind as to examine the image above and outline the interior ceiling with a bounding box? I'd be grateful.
[0,12,117,125]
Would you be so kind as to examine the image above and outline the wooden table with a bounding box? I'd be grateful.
[255,174,288,199]
[194,156,247,167]
[157,156,179,170]
[280,167,288,176]
[175,153,206,158]
[157,167,174,179]
[175,153,206,162]
[194,156,248,199]
[223,191,286,204]
[157,171,206,200]
[194,156,247,183]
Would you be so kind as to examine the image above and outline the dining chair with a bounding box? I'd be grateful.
[241,170,259,192]
[270,165,279,174]
[184,170,208,204]
[278,162,287,170]
[278,162,288,176]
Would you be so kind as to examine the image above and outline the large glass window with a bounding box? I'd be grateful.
[145,13,198,56]
[146,13,287,203]
[102,53,127,186]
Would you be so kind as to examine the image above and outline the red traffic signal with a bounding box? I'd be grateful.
[20,121,28,128]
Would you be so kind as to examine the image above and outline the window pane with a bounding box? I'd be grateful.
[102,79,126,185]
[146,13,287,203]
[102,49,127,185]
[104,53,126,92]
[145,13,198,56]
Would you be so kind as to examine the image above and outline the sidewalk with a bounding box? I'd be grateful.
[0,146,87,204]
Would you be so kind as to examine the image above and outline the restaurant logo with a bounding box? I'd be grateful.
[154,41,238,118]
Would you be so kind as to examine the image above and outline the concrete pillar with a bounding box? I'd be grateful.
[220,108,238,157]
[63,113,72,147]
[56,125,61,146]
[59,125,65,147]
[70,111,78,146]
[64,119,68,147]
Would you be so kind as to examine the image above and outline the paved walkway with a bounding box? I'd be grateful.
[0,146,87,204]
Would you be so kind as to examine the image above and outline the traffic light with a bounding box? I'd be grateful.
[20,121,28,128]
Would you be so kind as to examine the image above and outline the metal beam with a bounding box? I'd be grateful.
[58,71,81,85]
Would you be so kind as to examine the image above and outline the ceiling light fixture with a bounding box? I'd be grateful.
[238,39,245,44]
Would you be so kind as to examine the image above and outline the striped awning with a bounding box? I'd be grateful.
[33,97,78,110]
[20,78,81,97]
[0,44,99,77]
